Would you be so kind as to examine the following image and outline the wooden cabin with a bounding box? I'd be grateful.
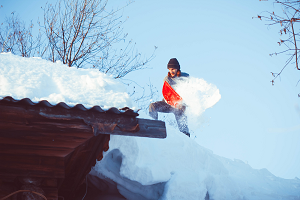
[0,96,166,200]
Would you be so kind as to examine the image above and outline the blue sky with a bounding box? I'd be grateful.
[1,0,300,179]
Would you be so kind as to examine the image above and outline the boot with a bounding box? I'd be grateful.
[182,131,190,137]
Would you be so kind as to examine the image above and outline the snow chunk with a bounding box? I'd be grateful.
[174,76,221,116]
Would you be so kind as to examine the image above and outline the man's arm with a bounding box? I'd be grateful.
[180,72,189,77]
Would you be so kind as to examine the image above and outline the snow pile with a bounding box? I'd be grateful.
[93,124,300,200]
[0,52,132,109]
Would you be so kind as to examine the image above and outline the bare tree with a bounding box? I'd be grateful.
[42,0,155,78]
[255,0,300,96]
[0,13,42,57]
[0,13,20,54]
[121,78,159,111]
[0,0,157,107]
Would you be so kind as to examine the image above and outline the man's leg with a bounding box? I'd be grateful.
[174,107,190,137]
[149,101,173,120]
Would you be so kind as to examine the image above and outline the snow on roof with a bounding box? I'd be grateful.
[0,52,133,110]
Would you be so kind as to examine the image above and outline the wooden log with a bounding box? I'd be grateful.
[0,154,65,178]
[0,180,17,200]
[43,188,58,200]
[58,134,110,199]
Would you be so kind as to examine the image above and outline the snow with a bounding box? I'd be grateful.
[175,76,221,117]
[1,52,300,200]
[0,52,132,109]
[174,76,221,130]
[93,124,300,200]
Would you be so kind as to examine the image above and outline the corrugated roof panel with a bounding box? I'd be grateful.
[0,96,139,117]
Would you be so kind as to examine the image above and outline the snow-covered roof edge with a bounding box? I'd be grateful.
[0,96,139,117]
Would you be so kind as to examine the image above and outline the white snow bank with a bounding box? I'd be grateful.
[0,52,132,109]
[93,124,300,200]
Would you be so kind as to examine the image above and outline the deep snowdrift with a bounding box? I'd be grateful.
[93,124,300,200]
[1,52,300,200]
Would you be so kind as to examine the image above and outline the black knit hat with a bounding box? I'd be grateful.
[167,58,180,70]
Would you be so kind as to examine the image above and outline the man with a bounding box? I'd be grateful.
[149,58,190,137]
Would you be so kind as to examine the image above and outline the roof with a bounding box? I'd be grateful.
[0,95,166,138]
[0,96,166,200]
[0,96,139,117]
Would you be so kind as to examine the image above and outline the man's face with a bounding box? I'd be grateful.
[169,68,178,77]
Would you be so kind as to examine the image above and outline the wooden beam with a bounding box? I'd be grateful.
[0,104,166,138]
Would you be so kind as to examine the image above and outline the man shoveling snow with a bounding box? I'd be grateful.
[149,58,190,137]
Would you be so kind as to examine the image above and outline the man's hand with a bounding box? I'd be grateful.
[175,102,187,111]
[175,103,182,109]
[175,101,183,109]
